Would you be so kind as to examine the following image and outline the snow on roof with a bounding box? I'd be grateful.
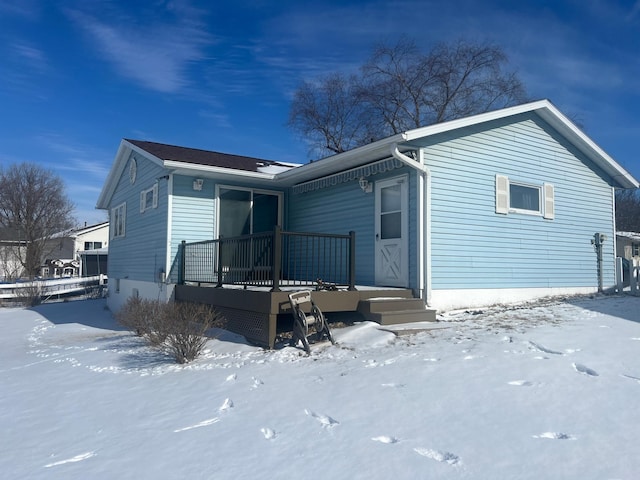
[617,231,640,241]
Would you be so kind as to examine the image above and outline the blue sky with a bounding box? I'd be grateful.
[1,0,639,225]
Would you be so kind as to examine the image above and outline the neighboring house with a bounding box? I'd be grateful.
[0,227,27,281]
[41,222,109,278]
[97,99,638,345]
[616,231,640,260]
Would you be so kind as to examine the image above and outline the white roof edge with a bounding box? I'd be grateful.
[96,140,130,209]
[400,99,638,189]
[164,161,278,180]
[275,133,406,182]
[400,100,551,141]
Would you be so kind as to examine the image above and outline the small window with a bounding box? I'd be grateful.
[84,241,103,250]
[140,183,158,213]
[633,243,640,257]
[510,183,541,213]
[111,203,126,238]
[496,175,554,219]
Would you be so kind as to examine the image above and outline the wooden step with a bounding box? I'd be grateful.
[357,297,437,325]
[358,297,426,314]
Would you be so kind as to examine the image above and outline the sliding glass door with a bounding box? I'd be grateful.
[218,187,281,237]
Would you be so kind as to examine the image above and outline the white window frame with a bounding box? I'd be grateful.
[633,243,640,257]
[140,182,158,213]
[215,184,283,237]
[496,175,554,219]
[509,181,542,215]
[111,202,126,239]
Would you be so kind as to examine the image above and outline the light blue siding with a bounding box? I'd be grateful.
[422,113,616,290]
[107,153,168,283]
[168,175,216,279]
[168,177,288,281]
[288,167,414,286]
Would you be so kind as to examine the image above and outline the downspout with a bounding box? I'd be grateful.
[390,144,432,306]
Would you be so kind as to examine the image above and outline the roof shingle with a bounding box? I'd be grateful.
[126,139,281,173]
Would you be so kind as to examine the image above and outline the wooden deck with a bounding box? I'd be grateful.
[174,284,436,348]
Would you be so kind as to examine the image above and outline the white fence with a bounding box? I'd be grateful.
[631,258,640,296]
[0,275,107,301]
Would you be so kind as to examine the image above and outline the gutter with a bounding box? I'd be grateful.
[391,143,432,306]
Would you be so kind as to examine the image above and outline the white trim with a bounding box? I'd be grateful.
[430,286,599,312]
[495,174,509,214]
[543,183,555,219]
[111,202,126,239]
[140,182,158,213]
[509,181,543,215]
[106,278,175,313]
[496,175,554,219]
[165,174,173,282]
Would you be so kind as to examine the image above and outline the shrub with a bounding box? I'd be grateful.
[16,281,43,307]
[116,297,225,363]
[164,302,224,364]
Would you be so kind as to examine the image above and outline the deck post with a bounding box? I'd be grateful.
[179,240,186,285]
[216,237,224,288]
[271,226,282,292]
[348,230,356,290]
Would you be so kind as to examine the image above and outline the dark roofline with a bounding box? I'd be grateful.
[125,139,284,173]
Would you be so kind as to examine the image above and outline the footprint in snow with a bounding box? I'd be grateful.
[533,432,575,440]
[414,448,461,465]
[371,435,398,444]
[305,409,339,428]
[225,373,237,382]
[261,428,276,440]
[219,398,233,412]
[251,377,263,389]
[174,417,220,432]
[573,363,598,376]
[508,380,533,387]
[620,374,640,383]
[44,452,96,468]
[528,341,564,355]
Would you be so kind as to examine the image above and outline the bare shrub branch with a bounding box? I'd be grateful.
[115,297,226,364]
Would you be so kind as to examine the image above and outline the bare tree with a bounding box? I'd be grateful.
[616,189,640,232]
[0,163,75,278]
[289,37,528,158]
[288,73,370,156]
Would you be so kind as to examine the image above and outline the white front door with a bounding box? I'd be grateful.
[375,175,409,287]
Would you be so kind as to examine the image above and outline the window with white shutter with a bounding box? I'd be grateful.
[495,175,509,214]
[543,183,555,219]
[495,175,554,219]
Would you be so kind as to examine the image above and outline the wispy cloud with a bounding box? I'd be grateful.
[11,43,48,71]
[35,133,112,179]
[65,2,213,93]
[0,0,41,20]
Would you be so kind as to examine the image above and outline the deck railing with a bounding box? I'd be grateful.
[179,226,355,291]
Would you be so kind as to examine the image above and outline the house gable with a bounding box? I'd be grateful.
[421,111,619,291]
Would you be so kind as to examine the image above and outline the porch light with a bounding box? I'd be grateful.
[358,176,371,193]
[193,178,204,191]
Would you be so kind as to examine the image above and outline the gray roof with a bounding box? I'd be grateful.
[125,139,289,173]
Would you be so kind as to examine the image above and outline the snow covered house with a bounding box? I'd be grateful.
[616,231,640,260]
[40,222,109,278]
[97,100,638,347]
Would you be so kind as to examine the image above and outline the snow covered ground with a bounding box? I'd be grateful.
[1,294,639,479]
